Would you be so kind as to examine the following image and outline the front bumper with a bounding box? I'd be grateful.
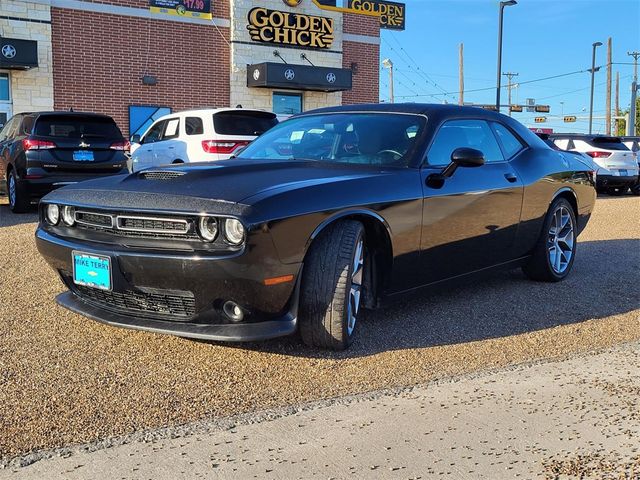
[596,174,638,189]
[36,229,301,342]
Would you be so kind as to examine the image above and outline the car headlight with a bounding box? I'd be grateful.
[224,218,245,245]
[198,216,218,242]
[61,205,75,226]
[45,204,60,225]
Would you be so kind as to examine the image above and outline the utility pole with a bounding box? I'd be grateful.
[459,43,464,106]
[495,0,517,112]
[503,72,519,116]
[615,71,620,135]
[606,37,612,135]
[589,41,603,134]
[382,58,394,103]
[628,51,639,136]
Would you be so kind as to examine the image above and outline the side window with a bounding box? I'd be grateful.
[0,117,15,141]
[427,119,504,167]
[21,116,35,135]
[142,120,166,144]
[2,117,19,141]
[491,122,524,159]
[185,117,203,135]
[162,118,180,140]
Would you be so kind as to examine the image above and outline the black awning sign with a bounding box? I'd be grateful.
[247,63,352,92]
[347,0,405,30]
[0,39,38,70]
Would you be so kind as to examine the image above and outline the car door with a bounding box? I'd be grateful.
[0,116,20,185]
[419,118,524,284]
[131,120,166,172]
[154,117,181,165]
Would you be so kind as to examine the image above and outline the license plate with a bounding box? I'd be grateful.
[617,169,627,176]
[73,150,94,161]
[72,252,111,290]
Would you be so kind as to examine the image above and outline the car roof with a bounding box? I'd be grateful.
[156,108,276,121]
[549,133,622,140]
[619,136,640,141]
[300,102,504,118]
[21,111,116,119]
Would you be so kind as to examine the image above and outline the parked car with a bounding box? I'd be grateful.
[550,134,638,195]
[130,108,278,172]
[0,112,129,212]
[36,104,596,350]
[620,136,640,195]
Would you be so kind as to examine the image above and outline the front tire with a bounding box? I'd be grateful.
[522,198,576,282]
[299,220,365,350]
[7,170,30,213]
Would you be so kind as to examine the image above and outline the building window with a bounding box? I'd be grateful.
[0,73,9,102]
[273,92,302,115]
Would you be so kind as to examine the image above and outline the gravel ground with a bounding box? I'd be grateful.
[0,195,638,463]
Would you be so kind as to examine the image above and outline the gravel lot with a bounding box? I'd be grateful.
[0,195,638,462]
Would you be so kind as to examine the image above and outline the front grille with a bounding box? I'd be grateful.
[139,171,185,180]
[75,284,196,318]
[117,216,189,234]
[76,211,113,228]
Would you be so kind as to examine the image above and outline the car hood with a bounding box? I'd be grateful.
[42,159,381,215]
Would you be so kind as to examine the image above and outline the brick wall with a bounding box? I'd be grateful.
[342,13,380,105]
[51,9,230,135]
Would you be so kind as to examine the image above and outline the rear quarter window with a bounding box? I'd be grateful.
[34,115,123,139]
[213,111,278,136]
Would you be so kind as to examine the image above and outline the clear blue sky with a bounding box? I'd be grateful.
[379,0,640,133]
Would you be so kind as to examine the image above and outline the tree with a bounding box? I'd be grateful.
[615,97,640,136]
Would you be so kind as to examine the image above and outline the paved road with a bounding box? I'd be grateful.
[3,343,639,479]
[0,195,639,462]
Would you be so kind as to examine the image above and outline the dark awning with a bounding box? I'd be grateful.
[0,38,38,70]
[247,62,352,92]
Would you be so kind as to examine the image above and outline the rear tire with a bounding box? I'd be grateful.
[522,197,576,282]
[7,170,30,213]
[299,220,365,350]
[630,183,640,196]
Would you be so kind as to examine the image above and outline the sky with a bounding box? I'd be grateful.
[378,0,640,134]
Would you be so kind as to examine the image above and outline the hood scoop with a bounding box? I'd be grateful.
[138,170,186,180]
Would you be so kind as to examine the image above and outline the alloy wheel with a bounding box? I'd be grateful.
[347,239,364,335]
[547,206,574,274]
[8,174,16,208]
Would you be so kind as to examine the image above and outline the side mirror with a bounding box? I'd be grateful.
[130,134,141,144]
[441,147,485,178]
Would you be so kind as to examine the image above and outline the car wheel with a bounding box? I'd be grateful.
[7,170,30,213]
[299,220,365,350]
[631,183,640,196]
[607,187,627,196]
[522,197,576,282]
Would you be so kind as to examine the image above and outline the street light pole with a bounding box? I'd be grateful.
[589,41,602,134]
[627,51,639,136]
[382,58,394,103]
[496,0,517,112]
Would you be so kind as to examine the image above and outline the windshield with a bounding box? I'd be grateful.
[237,113,425,167]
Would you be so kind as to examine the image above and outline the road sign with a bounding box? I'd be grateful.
[534,117,547,123]
[534,105,550,113]
[509,105,523,112]
[563,116,577,123]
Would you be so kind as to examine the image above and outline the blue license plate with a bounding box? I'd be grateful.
[73,150,94,161]
[72,252,111,290]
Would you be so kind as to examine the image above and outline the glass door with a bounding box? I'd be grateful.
[0,72,12,128]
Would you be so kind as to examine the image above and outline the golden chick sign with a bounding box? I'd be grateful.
[247,7,335,49]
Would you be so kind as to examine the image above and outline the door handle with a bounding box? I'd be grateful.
[168,146,175,149]
[504,173,518,183]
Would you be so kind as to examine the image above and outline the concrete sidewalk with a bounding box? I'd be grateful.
[4,343,640,479]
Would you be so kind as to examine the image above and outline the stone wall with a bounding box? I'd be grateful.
[0,0,54,113]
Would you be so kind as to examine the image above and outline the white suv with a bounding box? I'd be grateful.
[551,134,639,195]
[130,108,278,172]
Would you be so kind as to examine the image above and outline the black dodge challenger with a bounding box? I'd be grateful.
[36,104,596,350]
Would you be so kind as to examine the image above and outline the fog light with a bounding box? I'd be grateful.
[61,205,75,226]
[45,204,60,225]
[223,301,244,322]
